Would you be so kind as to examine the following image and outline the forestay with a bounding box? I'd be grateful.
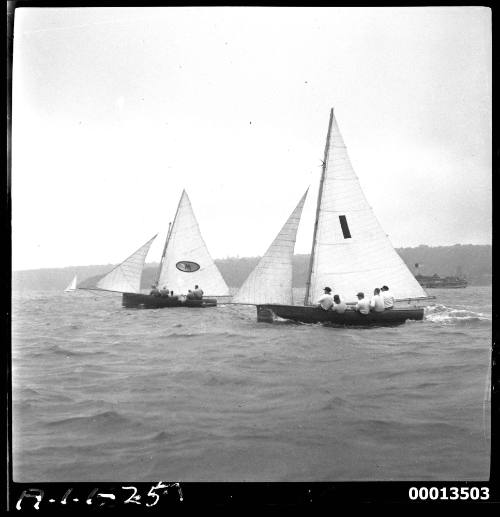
[96,235,157,294]
[233,190,308,305]
[156,191,229,296]
[306,109,428,305]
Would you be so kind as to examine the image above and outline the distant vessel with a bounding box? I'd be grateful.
[64,275,78,292]
[414,264,467,288]
[415,274,468,289]
[235,109,431,326]
[82,190,230,308]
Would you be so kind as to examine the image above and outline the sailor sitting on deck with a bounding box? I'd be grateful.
[193,285,204,300]
[186,289,195,300]
[370,288,385,312]
[159,286,170,297]
[332,294,347,314]
[317,287,334,310]
[381,285,394,309]
[355,292,370,314]
[150,284,160,296]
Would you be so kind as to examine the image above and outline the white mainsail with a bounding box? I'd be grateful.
[233,190,308,305]
[306,109,428,305]
[156,191,229,296]
[64,275,77,292]
[96,235,157,294]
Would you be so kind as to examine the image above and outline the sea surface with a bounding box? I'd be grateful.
[11,286,491,482]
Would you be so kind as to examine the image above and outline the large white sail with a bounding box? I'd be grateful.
[306,109,428,305]
[233,189,308,305]
[156,191,230,296]
[96,235,157,294]
[64,275,77,292]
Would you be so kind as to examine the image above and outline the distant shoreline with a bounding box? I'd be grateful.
[12,244,492,291]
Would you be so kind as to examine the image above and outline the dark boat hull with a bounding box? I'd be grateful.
[122,293,217,309]
[256,304,424,326]
[418,282,467,289]
[415,275,467,288]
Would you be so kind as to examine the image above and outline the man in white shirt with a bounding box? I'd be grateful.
[332,294,347,314]
[355,292,370,314]
[370,288,385,312]
[317,287,334,310]
[193,285,204,299]
[381,285,394,309]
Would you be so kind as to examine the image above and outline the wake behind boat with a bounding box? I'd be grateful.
[234,109,431,326]
[80,190,230,309]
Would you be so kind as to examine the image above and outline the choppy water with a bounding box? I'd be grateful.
[11,286,491,481]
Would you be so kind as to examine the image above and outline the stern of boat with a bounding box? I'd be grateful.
[256,305,276,323]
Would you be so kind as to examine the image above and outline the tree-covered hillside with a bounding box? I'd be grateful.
[12,244,491,291]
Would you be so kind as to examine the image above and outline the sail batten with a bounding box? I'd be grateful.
[96,235,157,294]
[157,191,229,296]
[233,189,308,305]
[306,109,428,305]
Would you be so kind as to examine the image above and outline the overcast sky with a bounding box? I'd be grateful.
[11,6,491,271]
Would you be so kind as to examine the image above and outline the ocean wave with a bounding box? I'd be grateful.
[12,388,74,404]
[163,330,253,340]
[425,304,491,325]
[204,373,252,387]
[355,418,462,438]
[45,410,133,428]
[321,396,353,411]
[48,344,95,356]
[150,430,177,441]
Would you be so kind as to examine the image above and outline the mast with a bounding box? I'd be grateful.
[304,108,334,305]
[154,222,172,286]
[155,190,185,286]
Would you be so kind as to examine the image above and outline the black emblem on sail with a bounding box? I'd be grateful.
[176,261,200,272]
[339,215,351,239]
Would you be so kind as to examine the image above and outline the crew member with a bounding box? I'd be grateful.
[317,287,334,310]
[381,285,394,309]
[370,288,385,312]
[332,294,347,314]
[355,292,370,314]
[193,285,204,300]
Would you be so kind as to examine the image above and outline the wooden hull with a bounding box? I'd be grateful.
[256,304,424,327]
[122,292,217,309]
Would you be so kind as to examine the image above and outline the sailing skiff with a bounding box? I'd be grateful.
[64,275,78,292]
[80,190,229,308]
[234,109,431,326]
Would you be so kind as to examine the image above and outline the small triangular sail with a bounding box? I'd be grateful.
[64,275,78,292]
[305,109,428,305]
[233,189,308,305]
[156,191,229,296]
[96,235,157,294]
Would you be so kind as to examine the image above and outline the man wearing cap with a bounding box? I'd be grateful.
[317,287,334,310]
[355,292,370,314]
